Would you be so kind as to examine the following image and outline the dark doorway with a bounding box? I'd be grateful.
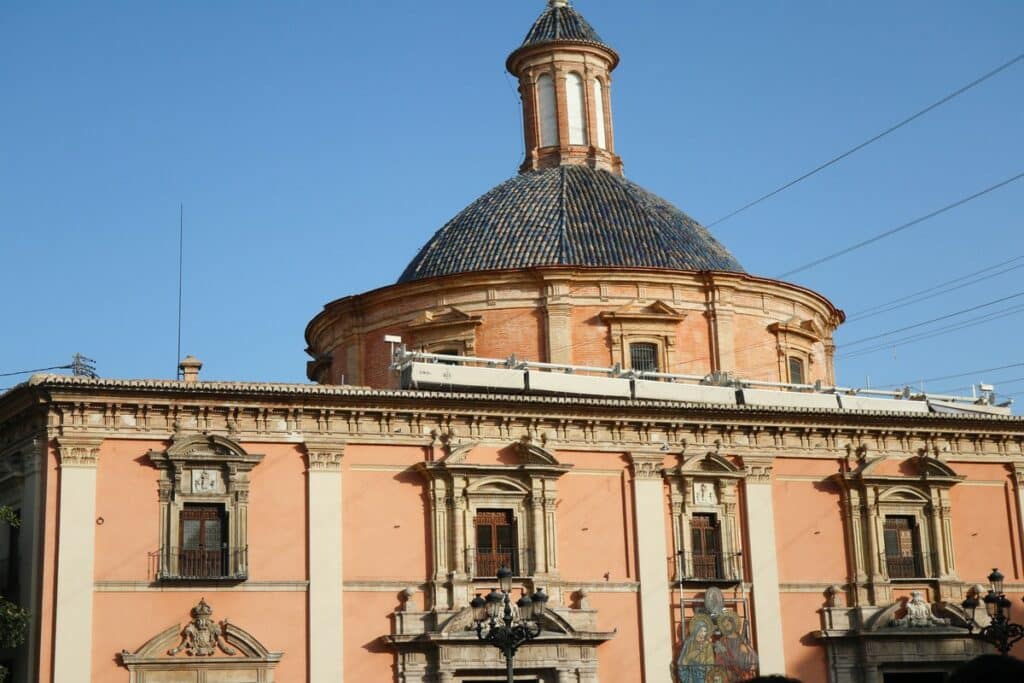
[883,672,946,683]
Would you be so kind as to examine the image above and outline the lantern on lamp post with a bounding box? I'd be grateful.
[960,568,1024,655]
[469,566,549,683]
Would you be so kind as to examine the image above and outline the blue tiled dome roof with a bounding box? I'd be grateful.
[397,167,745,283]
[521,2,607,49]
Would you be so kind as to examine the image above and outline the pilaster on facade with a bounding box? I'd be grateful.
[304,439,345,683]
[542,274,575,365]
[702,276,737,374]
[627,452,673,683]
[740,455,786,675]
[53,435,104,683]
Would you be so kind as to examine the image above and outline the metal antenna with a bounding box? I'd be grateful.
[176,203,184,378]
[70,353,98,379]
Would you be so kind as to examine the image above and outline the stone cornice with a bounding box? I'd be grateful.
[2,378,1023,468]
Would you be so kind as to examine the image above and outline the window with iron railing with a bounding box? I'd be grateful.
[691,513,723,579]
[630,342,659,373]
[884,515,923,579]
[474,509,518,577]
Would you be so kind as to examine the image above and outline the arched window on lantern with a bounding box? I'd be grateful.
[566,72,587,145]
[593,78,607,149]
[537,73,558,147]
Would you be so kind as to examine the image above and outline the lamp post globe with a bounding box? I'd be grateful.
[470,567,545,683]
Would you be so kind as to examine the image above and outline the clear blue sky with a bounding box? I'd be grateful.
[2,1,1022,402]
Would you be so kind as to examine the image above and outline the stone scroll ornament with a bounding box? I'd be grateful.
[167,598,237,657]
[676,587,759,683]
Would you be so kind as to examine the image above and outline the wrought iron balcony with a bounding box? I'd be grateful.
[881,550,938,580]
[676,550,743,583]
[150,546,248,582]
[468,547,533,579]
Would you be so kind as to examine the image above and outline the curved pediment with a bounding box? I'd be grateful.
[439,606,576,636]
[120,600,282,675]
[466,476,530,495]
[678,452,742,475]
[877,487,930,504]
[151,433,262,468]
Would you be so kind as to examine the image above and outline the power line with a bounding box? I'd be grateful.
[0,364,73,378]
[846,255,1024,322]
[776,170,1024,278]
[705,51,1024,229]
[839,304,1024,359]
[873,361,1024,389]
[840,290,1024,347]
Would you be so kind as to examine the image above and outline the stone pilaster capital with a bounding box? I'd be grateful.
[1011,462,1024,486]
[304,441,345,472]
[628,452,665,480]
[741,456,773,484]
[56,436,103,468]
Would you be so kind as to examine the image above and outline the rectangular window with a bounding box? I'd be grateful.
[788,356,805,385]
[474,509,516,577]
[690,513,722,579]
[179,504,227,578]
[883,515,921,578]
[630,342,659,373]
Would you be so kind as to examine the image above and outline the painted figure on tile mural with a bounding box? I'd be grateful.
[714,613,758,680]
[677,614,716,683]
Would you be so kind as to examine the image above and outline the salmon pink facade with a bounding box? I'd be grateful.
[1,3,1022,683]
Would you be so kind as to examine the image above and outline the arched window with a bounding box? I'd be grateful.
[565,72,587,145]
[537,74,557,147]
[788,356,805,385]
[593,78,607,149]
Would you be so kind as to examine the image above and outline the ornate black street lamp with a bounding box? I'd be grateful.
[470,566,549,683]
[960,568,1024,655]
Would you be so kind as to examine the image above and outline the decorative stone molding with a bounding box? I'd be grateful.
[56,437,103,468]
[386,602,614,683]
[665,452,746,582]
[120,599,283,682]
[742,456,773,484]
[628,452,665,480]
[600,300,687,371]
[305,445,345,472]
[834,454,963,606]
[146,433,264,581]
[406,306,483,356]
[417,440,572,609]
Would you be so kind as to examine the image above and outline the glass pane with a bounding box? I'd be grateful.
[496,524,514,551]
[476,524,492,551]
[630,343,658,372]
[204,518,221,549]
[566,72,587,145]
[182,520,200,549]
[788,357,805,384]
[537,74,557,147]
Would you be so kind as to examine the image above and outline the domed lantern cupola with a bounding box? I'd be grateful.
[507,0,623,175]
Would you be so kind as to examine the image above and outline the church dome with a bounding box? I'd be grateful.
[397,166,745,283]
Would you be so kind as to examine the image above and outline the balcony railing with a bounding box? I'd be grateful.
[150,546,248,581]
[467,547,533,578]
[676,551,743,583]
[880,550,938,580]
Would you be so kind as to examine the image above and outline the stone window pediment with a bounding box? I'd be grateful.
[666,452,746,583]
[407,306,483,355]
[146,433,264,582]
[417,437,571,600]
[835,455,963,605]
[120,598,282,682]
[601,300,686,372]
